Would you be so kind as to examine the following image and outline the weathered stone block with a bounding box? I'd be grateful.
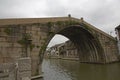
[17,57,31,80]
[18,58,31,71]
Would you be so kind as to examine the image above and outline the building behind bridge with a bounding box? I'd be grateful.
[46,40,79,60]
[115,25,120,57]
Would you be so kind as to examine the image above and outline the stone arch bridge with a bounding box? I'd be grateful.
[0,16,119,76]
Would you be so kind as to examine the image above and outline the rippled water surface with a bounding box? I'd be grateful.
[42,59,120,80]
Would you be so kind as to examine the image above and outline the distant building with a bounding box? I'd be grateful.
[65,41,79,58]
[46,43,65,58]
[115,25,120,54]
[46,40,79,60]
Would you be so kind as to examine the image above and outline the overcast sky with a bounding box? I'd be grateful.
[0,0,120,47]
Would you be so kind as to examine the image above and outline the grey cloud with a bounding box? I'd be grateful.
[87,0,120,33]
[0,0,46,18]
[39,0,68,17]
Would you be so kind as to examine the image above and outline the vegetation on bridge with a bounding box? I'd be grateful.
[4,27,13,35]
[17,33,35,56]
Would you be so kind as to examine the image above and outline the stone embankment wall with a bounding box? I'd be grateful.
[0,57,31,80]
[0,63,16,80]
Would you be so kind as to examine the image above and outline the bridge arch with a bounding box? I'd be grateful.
[42,25,105,63]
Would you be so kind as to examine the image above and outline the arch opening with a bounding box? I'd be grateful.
[47,34,69,47]
[44,25,105,63]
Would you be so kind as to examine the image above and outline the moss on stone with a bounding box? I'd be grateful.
[4,28,12,35]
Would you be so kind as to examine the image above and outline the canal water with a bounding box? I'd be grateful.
[42,59,120,80]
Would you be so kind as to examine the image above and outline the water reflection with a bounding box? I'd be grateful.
[42,59,120,80]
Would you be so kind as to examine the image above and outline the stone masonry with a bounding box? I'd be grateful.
[0,58,31,80]
[0,16,119,77]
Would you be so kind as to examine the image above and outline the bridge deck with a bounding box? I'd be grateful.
[0,17,70,25]
[0,17,116,41]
